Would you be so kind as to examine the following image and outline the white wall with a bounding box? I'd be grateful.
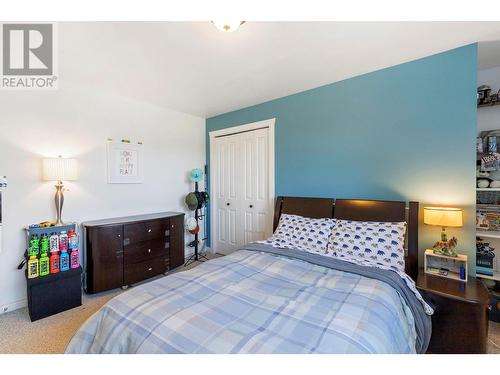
[478,66,500,132]
[0,84,205,313]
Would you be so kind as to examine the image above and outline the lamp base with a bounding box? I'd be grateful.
[432,236,459,258]
[54,181,64,226]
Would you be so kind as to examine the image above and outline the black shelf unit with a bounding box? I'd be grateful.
[26,266,82,321]
[24,224,82,321]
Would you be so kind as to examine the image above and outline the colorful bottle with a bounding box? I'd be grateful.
[60,249,70,272]
[68,229,78,250]
[28,235,40,257]
[39,252,50,276]
[40,233,50,253]
[27,256,39,279]
[70,248,80,269]
[50,252,60,274]
[59,231,68,252]
[49,232,59,252]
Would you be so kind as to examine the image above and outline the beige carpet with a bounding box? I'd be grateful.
[0,255,214,354]
[1,254,499,354]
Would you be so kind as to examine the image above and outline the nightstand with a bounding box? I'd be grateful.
[417,269,490,353]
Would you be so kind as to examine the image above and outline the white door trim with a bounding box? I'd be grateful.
[209,118,276,254]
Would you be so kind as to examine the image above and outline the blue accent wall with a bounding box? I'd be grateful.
[206,44,477,272]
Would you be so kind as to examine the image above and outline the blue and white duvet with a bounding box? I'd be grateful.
[66,243,431,354]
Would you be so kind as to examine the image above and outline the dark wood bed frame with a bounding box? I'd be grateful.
[272,196,419,281]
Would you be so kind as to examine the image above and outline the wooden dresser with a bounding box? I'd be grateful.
[83,212,185,294]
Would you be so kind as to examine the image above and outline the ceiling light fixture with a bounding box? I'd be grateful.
[212,21,245,33]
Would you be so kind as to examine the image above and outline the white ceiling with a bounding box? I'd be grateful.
[60,22,500,118]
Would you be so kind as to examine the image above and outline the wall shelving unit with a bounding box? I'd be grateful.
[476,125,500,283]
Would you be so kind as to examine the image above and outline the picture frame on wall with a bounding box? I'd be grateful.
[106,139,144,184]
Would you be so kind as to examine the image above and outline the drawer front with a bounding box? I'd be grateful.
[124,238,170,265]
[124,257,169,285]
[124,219,170,244]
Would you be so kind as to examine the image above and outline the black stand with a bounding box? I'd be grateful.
[184,181,208,267]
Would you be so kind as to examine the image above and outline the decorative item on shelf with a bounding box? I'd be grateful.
[490,91,499,105]
[478,85,492,105]
[424,207,463,257]
[477,179,491,188]
[477,168,490,178]
[476,206,500,231]
[480,152,500,172]
[431,237,459,258]
[42,156,78,226]
[477,190,500,205]
[424,248,468,281]
[489,136,498,153]
[477,137,484,153]
[476,238,496,276]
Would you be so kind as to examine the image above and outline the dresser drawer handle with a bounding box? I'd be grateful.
[148,267,153,271]
[148,249,151,253]
[147,229,152,233]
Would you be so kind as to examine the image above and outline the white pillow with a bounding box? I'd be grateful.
[331,219,407,271]
[266,214,336,255]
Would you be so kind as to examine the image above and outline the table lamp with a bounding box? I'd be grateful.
[423,206,463,257]
[42,156,78,226]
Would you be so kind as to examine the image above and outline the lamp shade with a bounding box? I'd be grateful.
[423,207,463,227]
[42,157,78,181]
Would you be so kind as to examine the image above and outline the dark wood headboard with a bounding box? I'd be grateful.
[273,196,419,281]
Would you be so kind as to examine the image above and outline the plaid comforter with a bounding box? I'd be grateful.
[66,246,424,354]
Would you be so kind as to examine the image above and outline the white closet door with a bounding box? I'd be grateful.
[212,127,271,255]
[241,128,271,244]
[213,133,241,254]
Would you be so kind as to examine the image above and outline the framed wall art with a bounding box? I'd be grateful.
[106,139,144,184]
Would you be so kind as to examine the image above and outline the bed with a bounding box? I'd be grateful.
[66,197,431,354]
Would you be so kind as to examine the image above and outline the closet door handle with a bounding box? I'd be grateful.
[226,203,230,206]
[249,205,253,208]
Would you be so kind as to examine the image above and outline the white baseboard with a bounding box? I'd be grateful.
[0,299,27,315]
